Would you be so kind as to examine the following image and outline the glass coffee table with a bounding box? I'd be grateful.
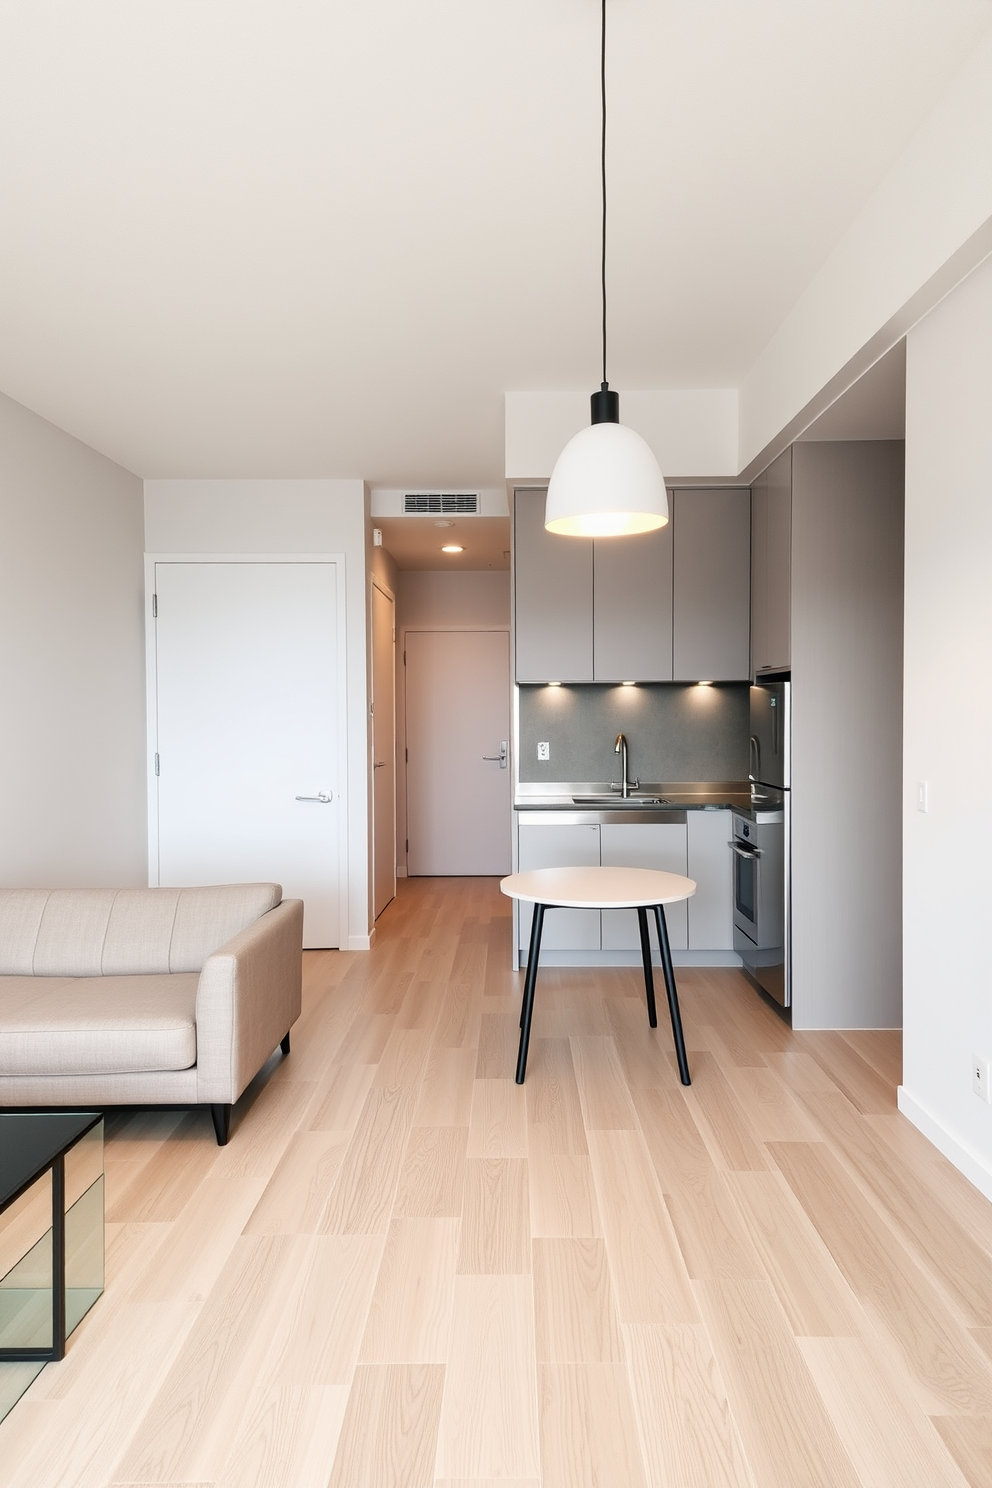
[0,1112,105,1422]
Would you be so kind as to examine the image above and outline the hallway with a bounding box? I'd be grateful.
[2,876,990,1486]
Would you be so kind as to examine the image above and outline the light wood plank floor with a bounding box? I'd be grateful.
[3,876,992,1487]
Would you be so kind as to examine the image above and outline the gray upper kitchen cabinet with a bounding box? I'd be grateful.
[593,524,673,682]
[672,488,751,681]
[750,447,792,674]
[514,489,593,682]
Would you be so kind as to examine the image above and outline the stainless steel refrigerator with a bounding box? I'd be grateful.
[732,672,791,1008]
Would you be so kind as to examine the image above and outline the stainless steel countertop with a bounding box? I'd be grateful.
[514,780,753,813]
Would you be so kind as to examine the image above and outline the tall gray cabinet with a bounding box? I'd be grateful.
[750,448,792,673]
[751,440,904,1031]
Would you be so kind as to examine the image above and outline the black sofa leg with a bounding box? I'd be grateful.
[211,1103,232,1146]
[281,1030,291,1056]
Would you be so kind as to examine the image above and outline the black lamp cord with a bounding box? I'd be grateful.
[601,0,608,389]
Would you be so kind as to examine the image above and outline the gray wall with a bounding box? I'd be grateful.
[518,682,750,785]
[0,391,146,885]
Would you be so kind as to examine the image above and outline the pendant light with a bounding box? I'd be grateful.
[544,0,668,538]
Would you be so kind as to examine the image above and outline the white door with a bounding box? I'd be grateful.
[405,629,511,876]
[371,580,396,919]
[152,561,342,947]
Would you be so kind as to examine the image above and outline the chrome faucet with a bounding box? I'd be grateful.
[614,732,634,797]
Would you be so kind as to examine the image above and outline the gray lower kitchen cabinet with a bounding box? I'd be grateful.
[672,488,751,681]
[514,489,593,683]
[686,809,733,950]
[600,822,688,950]
[751,447,792,674]
[593,525,673,681]
[517,820,601,949]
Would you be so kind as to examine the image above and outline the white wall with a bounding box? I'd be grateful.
[395,570,511,874]
[901,255,992,1199]
[144,478,374,949]
[0,392,146,885]
[505,390,738,483]
[739,27,992,479]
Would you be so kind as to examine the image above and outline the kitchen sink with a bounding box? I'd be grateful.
[571,794,669,806]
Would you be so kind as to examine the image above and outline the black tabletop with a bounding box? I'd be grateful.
[0,1112,103,1212]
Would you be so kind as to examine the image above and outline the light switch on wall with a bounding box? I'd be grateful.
[537,742,550,761]
[917,781,929,812]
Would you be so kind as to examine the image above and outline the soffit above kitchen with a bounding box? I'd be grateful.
[0,1,986,486]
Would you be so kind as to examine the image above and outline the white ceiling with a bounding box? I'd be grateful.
[0,2,988,486]
[376,516,510,572]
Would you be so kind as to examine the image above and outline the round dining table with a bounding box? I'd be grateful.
[500,864,695,1086]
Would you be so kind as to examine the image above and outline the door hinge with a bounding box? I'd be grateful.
[403,650,406,665]
[405,839,409,853]
[152,593,158,617]
[405,747,408,762]
[154,753,160,776]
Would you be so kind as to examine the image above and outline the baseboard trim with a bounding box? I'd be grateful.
[897,1085,992,1204]
[347,932,374,951]
[516,949,743,969]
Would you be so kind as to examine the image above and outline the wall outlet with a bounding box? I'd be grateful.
[972,1054,991,1102]
[537,741,550,761]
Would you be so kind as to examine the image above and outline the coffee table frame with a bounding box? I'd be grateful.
[0,1111,104,1364]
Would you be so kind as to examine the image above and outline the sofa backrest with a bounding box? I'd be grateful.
[0,884,282,976]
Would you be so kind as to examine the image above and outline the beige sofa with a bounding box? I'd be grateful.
[0,884,303,1144]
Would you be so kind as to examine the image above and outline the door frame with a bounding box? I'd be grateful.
[370,575,397,918]
[145,554,350,943]
[400,623,512,877]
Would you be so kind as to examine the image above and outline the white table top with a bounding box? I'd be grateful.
[500,865,696,909]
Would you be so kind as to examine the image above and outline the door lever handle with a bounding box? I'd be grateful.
[482,740,509,768]
[295,792,333,803]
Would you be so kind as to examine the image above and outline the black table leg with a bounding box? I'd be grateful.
[636,906,658,1028]
[516,902,546,1084]
[51,1153,67,1361]
[653,903,691,1086]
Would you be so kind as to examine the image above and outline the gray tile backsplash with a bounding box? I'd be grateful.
[518,682,750,784]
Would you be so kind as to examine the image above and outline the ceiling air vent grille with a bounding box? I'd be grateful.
[403,493,479,514]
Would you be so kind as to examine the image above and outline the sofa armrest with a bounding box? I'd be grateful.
[193,898,304,1104]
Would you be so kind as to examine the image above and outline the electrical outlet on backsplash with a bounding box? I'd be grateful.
[516,682,750,785]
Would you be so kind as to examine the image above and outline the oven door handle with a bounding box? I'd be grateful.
[729,842,762,859]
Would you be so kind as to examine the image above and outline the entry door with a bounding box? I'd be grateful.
[405,629,511,876]
[152,560,342,947]
[371,580,396,919]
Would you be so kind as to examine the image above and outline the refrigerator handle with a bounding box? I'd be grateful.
[749,734,760,782]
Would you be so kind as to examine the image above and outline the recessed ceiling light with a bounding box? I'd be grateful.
[441,544,464,554]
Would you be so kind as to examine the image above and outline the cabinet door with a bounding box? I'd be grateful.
[672,489,751,681]
[764,448,792,670]
[599,823,688,951]
[517,821,601,949]
[750,470,768,678]
[593,524,673,681]
[514,489,593,682]
[686,809,733,950]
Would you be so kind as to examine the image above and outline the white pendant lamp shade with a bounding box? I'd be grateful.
[545,420,669,537]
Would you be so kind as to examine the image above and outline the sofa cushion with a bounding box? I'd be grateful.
[0,974,199,1076]
[0,884,282,977]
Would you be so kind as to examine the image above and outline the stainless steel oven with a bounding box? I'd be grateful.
[731,807,788,1007]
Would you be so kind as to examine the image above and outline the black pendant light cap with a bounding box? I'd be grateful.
[591,382,620,424]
